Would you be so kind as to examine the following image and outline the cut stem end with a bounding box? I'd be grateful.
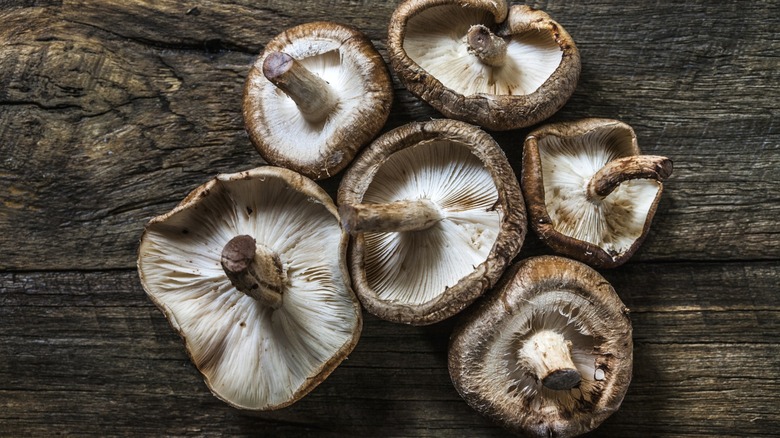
[221,235,284,309]
[466,24,507,67]
[519,330,581,391]
[542,368,582,391]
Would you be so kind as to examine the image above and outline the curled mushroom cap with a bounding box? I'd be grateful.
[137,167,362,410]
[388,0,580,131]
[244,22,393,180]
[522,118,673,268]
[338,119,526,325]
[449,255,633,437]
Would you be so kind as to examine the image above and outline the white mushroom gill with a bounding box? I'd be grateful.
[255,45,368,163]
[361,141,501,305]
[480,291,600,413]
[404,6,562,96]
[538,130,661,257]
[139,176,357,410]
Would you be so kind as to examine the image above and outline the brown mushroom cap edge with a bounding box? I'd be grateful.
[388,0,581,131]
[338,119,526,325]
[244,21,393,180]
[449,255,633,437]
[522,118,673,268]
[138,166,362,410]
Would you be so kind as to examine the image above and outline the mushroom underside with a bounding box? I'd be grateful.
[537,129,661,256]
[254,48,374,163]
[139,174,358,410]
[360,140,502,306]
[450,256,633,436]
[480,291,603,414]
[403,5,563,96]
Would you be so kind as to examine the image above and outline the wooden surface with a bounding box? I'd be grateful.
[1,0,778,436]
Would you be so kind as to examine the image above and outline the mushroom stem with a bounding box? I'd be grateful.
[519,330,581,391]
[262,51,339,123]
[587,155,673,200]
[221,235,284,309]
[466,24,507,67]
[340,199,443,234]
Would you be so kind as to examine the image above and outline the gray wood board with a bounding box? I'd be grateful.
[1,0,779,436]
[1,264,778,436]
[1,1,778,269]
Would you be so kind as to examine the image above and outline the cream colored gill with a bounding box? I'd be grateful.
[480,291,598,413]
[139,175,357,410]
[537,131,661,257]
[403,5,563,96]
[258,46,368,163]
[361,141,501,305]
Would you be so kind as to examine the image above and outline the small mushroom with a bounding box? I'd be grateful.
[387,0,580,131]
[338,119,526,325]
[137,167,362,410]
[449,255,633,437]
[522,118,673,268]
[243,22,393,180]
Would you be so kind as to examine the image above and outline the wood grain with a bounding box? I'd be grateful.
[1,0,778,436]
[1,0,779,270]
[1,264,778,436]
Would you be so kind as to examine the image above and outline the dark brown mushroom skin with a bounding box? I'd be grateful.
[338,119,526,325]
[522,118,672,268]
[243,22,392,180]
[449,255,633,437]
[587,155,673,199]
[388,0,581,131]
[220,235,285,309]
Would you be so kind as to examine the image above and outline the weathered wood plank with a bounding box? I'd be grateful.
[0,263,778,436]
[1,1,779,435]
[1,1,779,269]
[59,0,398,51]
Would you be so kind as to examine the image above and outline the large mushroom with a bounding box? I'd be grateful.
[243,22,393,180]
[388,0,580,130]
[137,167,362,410]
[449,255,633,437]
[522,118,673,268]
[338,119,526,325]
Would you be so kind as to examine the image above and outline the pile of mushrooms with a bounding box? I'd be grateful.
[136,2,674,436]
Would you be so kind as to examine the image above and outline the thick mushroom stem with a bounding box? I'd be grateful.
[587,155,673,200]
[262,51,339,123]
[340,199,443,234]
[221,235,284,309]
[466,24,507,67]
[518,330,581,391]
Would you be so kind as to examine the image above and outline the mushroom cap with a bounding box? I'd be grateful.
[338,119,526,325]
[522,118,669,268]
[243,22,393,180]
[137,166,362,410]
[388,0,580,131]
[449,255,633,437]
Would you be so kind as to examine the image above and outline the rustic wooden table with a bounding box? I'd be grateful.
[2,1,778,436]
